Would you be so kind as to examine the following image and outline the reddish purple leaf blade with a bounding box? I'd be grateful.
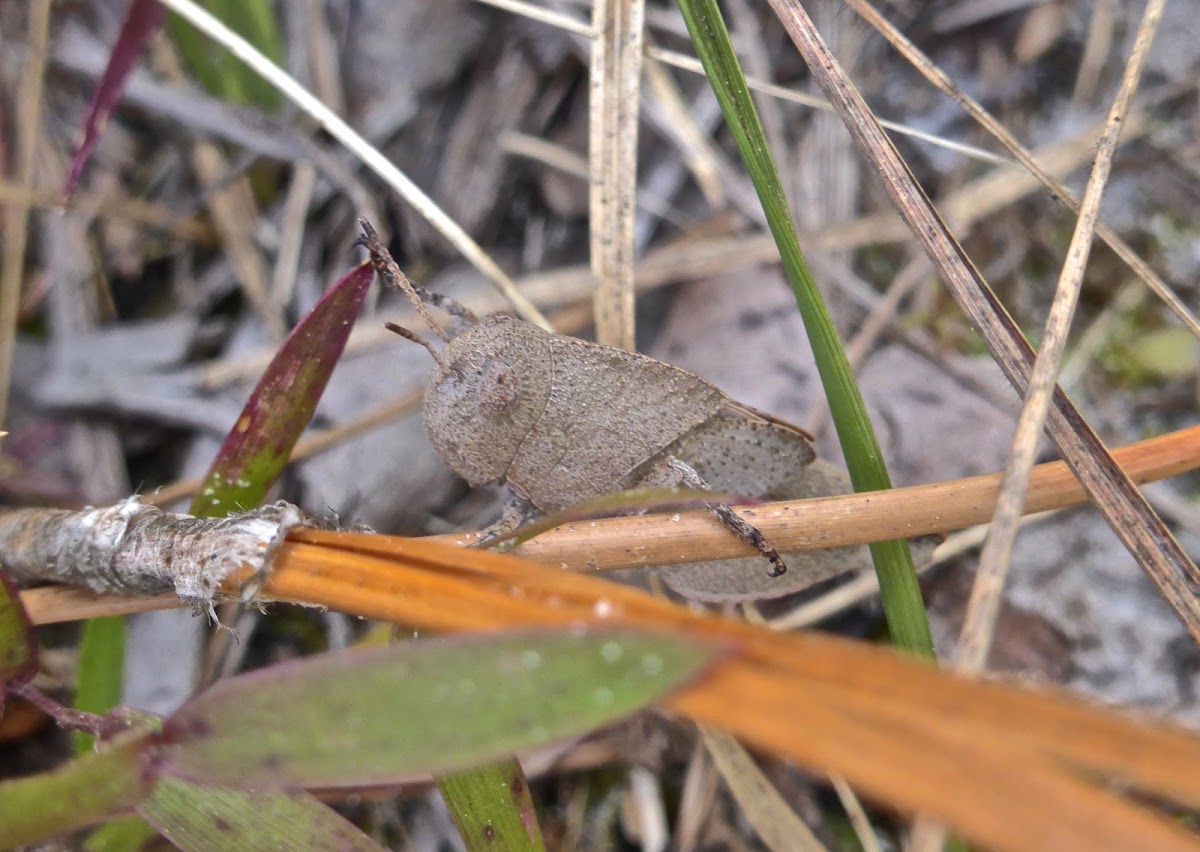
[191,262,373,517]
[63,0,165,200]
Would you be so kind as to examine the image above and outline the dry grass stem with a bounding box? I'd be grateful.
[19,586,180,624]
[501,131,690,228]
[699,724,828,852]
[1072,0,1119,105]
[269,163,317,309]
[19,424,1199,626]
[673,744,717,851]
[0,0,52,427]
[771,510,1060,632]
[845,0,1200,342]
[0,179,214,241]
[765,0,1200,647]
[150,39,284,338]
[830,773,882,852]
[475,0,593,37]
[641,49,726,207]
[589,0,645,349]
[956,0,1166,675]
[501,131,592,179]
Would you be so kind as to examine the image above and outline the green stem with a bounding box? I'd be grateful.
[675,0,934,656]
[437,757,545,852]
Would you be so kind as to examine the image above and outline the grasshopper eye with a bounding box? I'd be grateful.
[478,359,518,418]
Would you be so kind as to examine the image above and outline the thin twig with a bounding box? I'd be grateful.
[18,425,1200,626]
[0,500,309,612]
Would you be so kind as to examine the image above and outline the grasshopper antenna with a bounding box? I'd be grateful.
[385,322,453,373]
[357,219,478,337]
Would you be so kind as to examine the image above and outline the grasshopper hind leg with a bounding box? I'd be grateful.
[664,457,788,578]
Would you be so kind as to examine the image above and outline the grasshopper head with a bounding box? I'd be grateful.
[420,315,553,486]
[360,219,553,487]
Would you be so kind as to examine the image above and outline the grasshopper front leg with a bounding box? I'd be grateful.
[472,491,540,552]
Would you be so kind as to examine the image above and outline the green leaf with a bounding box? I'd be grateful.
[138,775,385,851]
[166,0,283,110]
[191,262,373,517]
[161,629,720,787]
[0,570,36,694]
[73,616,126,754]
[674,0,934,657]
[0,732,155,847]
[84,816,162,852]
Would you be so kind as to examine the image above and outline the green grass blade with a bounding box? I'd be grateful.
[674,0,934,657]
[139,776,386,851]
[437,757,545,852]
[73,616,125,754]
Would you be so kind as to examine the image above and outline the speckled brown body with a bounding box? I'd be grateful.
[421,314,870,602]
